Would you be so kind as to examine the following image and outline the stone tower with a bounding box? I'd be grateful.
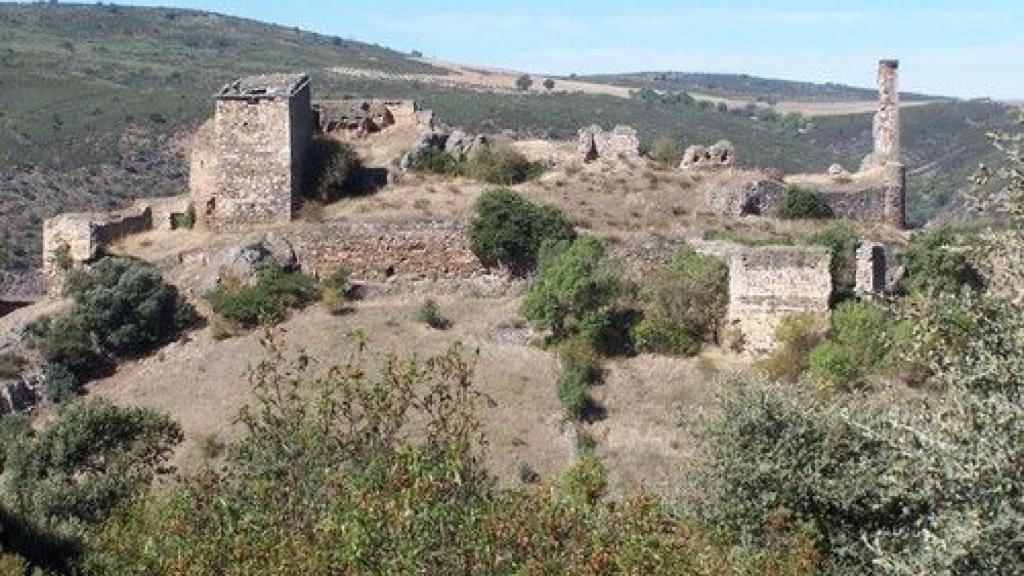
[873,59,900,165]
[192,73,312,231]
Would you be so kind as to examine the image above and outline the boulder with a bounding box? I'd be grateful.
[400,131,450,170]
[681,140,736,170]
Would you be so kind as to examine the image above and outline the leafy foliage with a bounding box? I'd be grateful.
[901,226,985,295]
[64,257,198,357]
[776,186,834,220]
[522,236,619,343]
[633,245,728,356]
[460,144,545,185]
[758,314,824,382]
[807,222,857,300]
[320,266,351,315]
[4,400,181,533]
[469,188,575,272]
[515,74,533,91]
[651,135,682,167]
[206,265,316,328]
[417,299,450,330]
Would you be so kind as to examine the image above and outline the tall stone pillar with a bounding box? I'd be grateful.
[872,59,900,165]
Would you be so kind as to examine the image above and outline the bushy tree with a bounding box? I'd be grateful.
[206,265,316,328]
[633,245,728,356]
[515,74,533,91]
[460,144,543,185]
[807,222,857,300]
[65,257,197,357]
[40,314,101,382]
[522,236,619,342]
[4,400,181,532]
[542,78,555,91]
[776,186,834,220]
[651,135,682,167]
[469,188,575,272]
[901,225,985,295]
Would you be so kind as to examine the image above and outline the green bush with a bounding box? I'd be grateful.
[631,315,700,357]
[4,399,181,531]
[469,188,575,272]
[561,452,608,507]
[304,135,361,202]
[522,236,619,342]
[651,135,682,167]
[459,144,544,185]
[901,226,985,295]
[806,341,859,390]
[634,245,728,356]
[408,146,457,175]
[776,186,834,219]
[320,266,351,314]
[64,257,198,357]
[515,74,533,91]
[40,314,101,382]
[42,362,80,403]
[207,266,316,328]
[759,314,824,382]
[807,223,857,300]
[830,300,891,370]
[417,299,450,330]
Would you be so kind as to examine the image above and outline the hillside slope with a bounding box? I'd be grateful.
[0,4,1016,267]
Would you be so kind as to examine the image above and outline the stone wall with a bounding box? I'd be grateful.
[42,206,153,291]
[723,246,832,352]
[862,60,900,170]
[133,196,191,230]
[577,125,641,162]
[285,219,516,296]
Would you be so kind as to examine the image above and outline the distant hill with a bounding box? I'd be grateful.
[580,71,943,103]
[0,4,1017,267]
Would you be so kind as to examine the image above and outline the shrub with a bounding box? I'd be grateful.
[206,266,316,328]
[42,362,80,403]
[759,313,823,382]
[522,236,619,342]
[469,188,575,272]
[40,315,101,382]
[4,399,181,530]
[460,144,544,185]
[556,368,592,421]
[806,341,859,390]
[807,223,857,300]
[631,315,700,356]
[304,135,361,202]
[320,267,351,314]
[417,299,450,330]
[830,300,891,369]
[408,146,457,175]
[542,78,556,91]
[515,74,533,91]
[901,226,985,295]
[651,135,682,167]
[64,258,198,357]
[634,245,728,355]
[776,186,834,219]
[561,452,608,507]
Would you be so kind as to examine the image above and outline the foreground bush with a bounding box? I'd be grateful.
[776,186,834,219]
[460,144,544,185]
[901,225,985,295]
[807,222,857,300]
[469,187,575,272]
[206,266,316,328]
[84,340,820,576]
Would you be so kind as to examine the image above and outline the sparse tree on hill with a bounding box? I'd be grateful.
[515,74,533,91]
[543,78,556,91]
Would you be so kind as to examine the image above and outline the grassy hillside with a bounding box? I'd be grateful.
[580,71,941,103]
[0,4,1016,267]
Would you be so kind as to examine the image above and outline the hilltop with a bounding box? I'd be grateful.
[0,3,1018,267]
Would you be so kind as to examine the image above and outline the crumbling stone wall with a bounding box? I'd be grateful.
[133,196,191,231]
[862,60,900,170]
[681,140,736,171]
[192,74,312,232]
[42,206,153,291]
[855,242,887,298]
[724,246,832,352]
[285,219,515,295]
[577,125,641,162]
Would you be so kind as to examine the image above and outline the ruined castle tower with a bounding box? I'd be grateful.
[191,73,312,231]
[873,59,900,165]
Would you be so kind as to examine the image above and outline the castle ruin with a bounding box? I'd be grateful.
[191,73,312,231]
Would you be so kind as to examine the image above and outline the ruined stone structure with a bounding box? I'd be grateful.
[43,206,152,270]
[191,73,312,232]
[577,125,641,162]
[315,99,418,135]
[725,246,833,352]
[681,140,736,170]
[855,242,887,298]
[863,60,900,170]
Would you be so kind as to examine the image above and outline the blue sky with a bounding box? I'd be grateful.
[90,1,1024,98]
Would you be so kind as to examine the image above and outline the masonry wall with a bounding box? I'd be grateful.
[42,207,153,291]
[289,83,312,203]
[726,246,832,352]
[285,219,512,295]
[212,97,295,231]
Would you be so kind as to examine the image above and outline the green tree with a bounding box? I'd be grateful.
[469,188,575,272]
[901,225,985,295]
[776,186,834,220]
[807,223,857,300]
[515,74,533,91]
[522,236,619,342]
[542,78,555,91]
[651,135,682,167]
